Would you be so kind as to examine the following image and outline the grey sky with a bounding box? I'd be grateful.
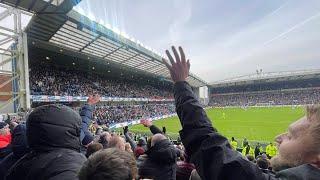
[74,0,320,83]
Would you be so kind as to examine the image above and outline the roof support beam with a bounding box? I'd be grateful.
[144,63,160,71]
[38,0,53,12]
[0,55,16,66]
[0,8,11,21]
[0,37,13,46]
[120,53,139,64]
[79,35,100,52]
[103,45,124,58]
[133,59,151,68]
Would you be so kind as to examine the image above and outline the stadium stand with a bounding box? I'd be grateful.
[30,64,173,99]
[210,71,320,106]
[93,103,175,126]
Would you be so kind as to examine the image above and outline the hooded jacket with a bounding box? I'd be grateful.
[5,104,86,180]
[138,139,177,180]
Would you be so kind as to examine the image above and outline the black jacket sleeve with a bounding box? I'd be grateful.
[124,133,137,151]
[149,125,163,135]
[174,81,273,180]
[79,104,94,142]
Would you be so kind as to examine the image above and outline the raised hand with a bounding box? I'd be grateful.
[123,126,129,134]
[162,46,190,83]
[87,94,100,105]
[140,119,152,127]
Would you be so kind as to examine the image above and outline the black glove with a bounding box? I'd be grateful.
[123,126,129,134]
[162,126,166,134]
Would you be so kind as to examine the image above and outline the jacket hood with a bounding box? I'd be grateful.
[147,139,177,164]
[11,124,29,158]
[26,104,82,152]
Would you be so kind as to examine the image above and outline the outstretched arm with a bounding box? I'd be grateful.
[163,46,270,180]
[80,95,100,142]
[140,119,163,134]
[123,126,137,151]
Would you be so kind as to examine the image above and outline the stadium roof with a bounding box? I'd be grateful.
[1,0,207,87]
[0,0,78,13]
[210,69,320,87]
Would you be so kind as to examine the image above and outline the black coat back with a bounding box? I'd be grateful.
[5,105,86,180]
[138,139,177,180]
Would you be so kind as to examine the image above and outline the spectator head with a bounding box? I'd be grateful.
[26,104,82,152]
[246,155,255,162]
[137,137,147,146]
[79,148,138,180]
[108,135,126,151]
[257,157,269,170]
[261,153,268,159]
[95,127,103,135]
[99,132,111,149]
[0,122,9,135]
[271,105,320,171]
[151,133,167,147]
[231,137,235,141]
[85,143,103,158]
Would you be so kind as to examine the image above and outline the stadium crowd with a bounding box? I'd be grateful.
[30,65,172,99]
[0,46,319,180]
[93,103,175,126]
[211,88,320,106]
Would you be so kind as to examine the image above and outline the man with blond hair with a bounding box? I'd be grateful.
[162,45,320,179]
[108,135,126,151]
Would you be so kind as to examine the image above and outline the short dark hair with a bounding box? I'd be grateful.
[85,143,103,158]
[246,155,255,162]
[79,148,137,180]
[256,157,269,169]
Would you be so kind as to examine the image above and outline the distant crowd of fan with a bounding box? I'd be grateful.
[93,103,175,126]
[30,65,173,99]
[210,88,320,106]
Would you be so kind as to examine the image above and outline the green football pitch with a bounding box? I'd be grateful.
[129,106,306,142]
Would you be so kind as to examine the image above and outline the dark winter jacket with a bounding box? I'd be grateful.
[0,124,29,180]
[174,81,320,180]
[5,104,86,180]
[138,139,177,180]
[79,104,94,142]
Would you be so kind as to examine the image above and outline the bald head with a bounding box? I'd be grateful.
[151,133,167,147]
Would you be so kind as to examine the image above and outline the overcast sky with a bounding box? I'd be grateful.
[74,0,320,83]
